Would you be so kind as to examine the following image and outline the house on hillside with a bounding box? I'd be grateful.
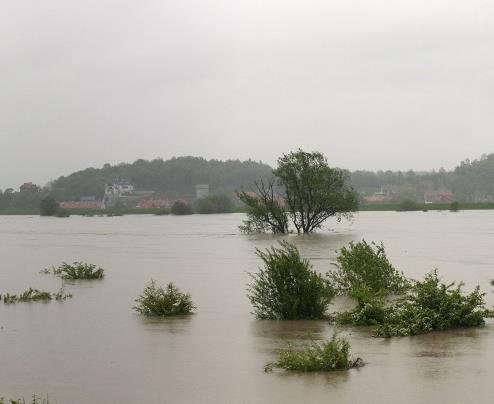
[19,182,40,192]
[105,180,135,197]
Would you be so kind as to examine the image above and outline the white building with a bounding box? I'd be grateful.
[195,184,209,199]
[104,180,135,207]
[105,181,135,197]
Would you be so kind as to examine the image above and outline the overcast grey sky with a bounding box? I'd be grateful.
[2,0,494,189]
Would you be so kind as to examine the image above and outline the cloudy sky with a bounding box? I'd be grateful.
[2,0,494,189]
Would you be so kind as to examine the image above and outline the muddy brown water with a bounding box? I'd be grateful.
[0,211,493,403]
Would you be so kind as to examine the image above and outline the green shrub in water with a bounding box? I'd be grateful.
[154,207,170,215]
[51,262,104,280]
[332,288,387,326]
[170,200,193,215]
[54,208,70,218]
[449,201,460,212]
[398,199,422,211]
[375,269,492,337]
[247,241,334,320]
[2,288,71,304]
[265,333,363,372]
[328,240,409,296]
[133,280,196,316]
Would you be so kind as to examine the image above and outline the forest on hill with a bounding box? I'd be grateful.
[2,153,494,210]
[50,157,273,201]
[350,153,494,203]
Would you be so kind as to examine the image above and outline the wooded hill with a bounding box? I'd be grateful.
[2,153,494,210]
[49,157,273,201]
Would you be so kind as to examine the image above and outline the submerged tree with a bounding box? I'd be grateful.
[39,196,59,216]
[238,179,289,234]
[239,150,358,234]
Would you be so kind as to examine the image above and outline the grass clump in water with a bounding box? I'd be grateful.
[328,240,409,296]
[133,280,196,316]
[265,333,363,372]
[51,262,104,280]
[375,269,492,337]
[0,395,51,404]
[1,288,72,304]
[248,241,334,320]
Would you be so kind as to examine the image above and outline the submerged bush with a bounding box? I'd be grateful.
[39,196,59,216]
[265,333,363,372]
[375,270,492,337]
[2,288,72,304]
[247,241,334,320]
[54,208,70,218]
[51,262,104,280]
[332,289,387,326]
[171,201,193,215]
[133,280,196,316]
[398,199,422,211]
[154,207,170,215]
[449,201,460,212]
[194,194,233,214]
[328,240,409,296]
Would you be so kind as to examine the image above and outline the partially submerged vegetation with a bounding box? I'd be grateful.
[39,195,69,217]
[449,201,460,211]
[171,200,193,215]
[194,194,233,214]
[1,288,72,304]
[265,333,363,372]
[328,240,409,296]
[239,150,358,234]
[328,241,493,336]
[375,270,492,337]
[397,199,423,211]
[0,395,51,404]
[248,241,334,320]
[133,280,196,316]
[47,262,104,280]
[154,207,170,215]
[327,240,408,326]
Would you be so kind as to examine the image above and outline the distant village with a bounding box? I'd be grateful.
[58,180,212,210]
[361,186,455,204]
[13,179,465,211]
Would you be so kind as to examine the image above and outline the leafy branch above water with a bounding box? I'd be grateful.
[42,262,105,280]
[1,288,72,304]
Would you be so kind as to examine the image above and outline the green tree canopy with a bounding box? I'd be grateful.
[239,150,358,233]
[39,196,59,216]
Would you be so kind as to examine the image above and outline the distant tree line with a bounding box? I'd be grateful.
[352,153,494,202]
[0,186,46,210]
[3,153,494,210]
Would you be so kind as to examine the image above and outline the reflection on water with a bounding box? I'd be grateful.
[139,315,194,335]
[0,212,494,403]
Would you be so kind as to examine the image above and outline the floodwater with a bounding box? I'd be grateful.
[1,211,493,403]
